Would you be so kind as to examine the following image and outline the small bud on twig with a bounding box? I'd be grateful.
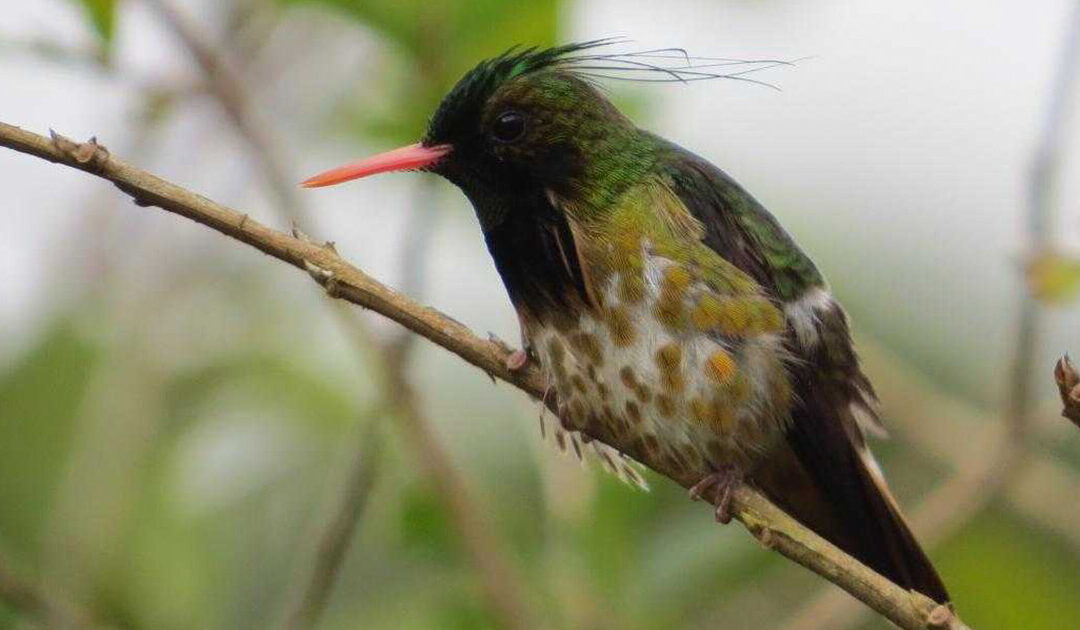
[1054,355,1080,428]
[927,604,955,628]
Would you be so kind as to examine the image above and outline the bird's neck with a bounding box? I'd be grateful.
[550,126,661,217]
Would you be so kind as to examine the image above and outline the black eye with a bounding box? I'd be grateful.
[492,110,526,143]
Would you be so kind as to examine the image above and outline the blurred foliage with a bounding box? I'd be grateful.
[70,0,116,50]
[3,1,1080,629]
[1025,251,1080,304]
[0,323,98,563]
[280,0,558,144]
[930,508,1080,630]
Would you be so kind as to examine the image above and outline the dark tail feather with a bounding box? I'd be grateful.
[751,401,950,604]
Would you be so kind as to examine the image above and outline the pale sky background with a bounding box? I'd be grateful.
[2,0,1079,412]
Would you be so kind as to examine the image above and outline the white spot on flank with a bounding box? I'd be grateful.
[784,286,833,349]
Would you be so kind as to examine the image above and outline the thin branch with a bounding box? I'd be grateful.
[0,121,970,630]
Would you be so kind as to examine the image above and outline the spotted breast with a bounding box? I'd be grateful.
[526,181,795,483]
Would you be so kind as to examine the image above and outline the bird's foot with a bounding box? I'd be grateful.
[488,332,532,372]
[689,465,744,524]
[505,349,529,371]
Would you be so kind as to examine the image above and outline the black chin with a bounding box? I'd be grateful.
[442,160,591,324]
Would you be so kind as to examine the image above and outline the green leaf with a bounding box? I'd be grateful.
[280,0,560,74]
[280,0,561,144]
[108,352,366,629]
[399,483,458,562]
[931,507,1080,630]
[0,322,100,561]
[437,597,498,630]
[1025,251,1080,304]
[72,0,117,47]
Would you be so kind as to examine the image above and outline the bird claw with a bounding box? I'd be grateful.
[689,465,744,524]
[505,349,529,371]
[488,332,531,371]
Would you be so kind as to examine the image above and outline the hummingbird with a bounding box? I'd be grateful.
[302,41,950,604]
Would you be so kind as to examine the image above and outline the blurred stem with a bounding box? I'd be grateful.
[334,181,536,630]
[141,0,309,226]
[379,343,535,630]
[33,88,177,630]
[281,419,384,630]
[0,36,202,98]
[1054,355,1080,427]
[385,178,441,359]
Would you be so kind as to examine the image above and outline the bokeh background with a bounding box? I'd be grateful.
[3,1,1080,629]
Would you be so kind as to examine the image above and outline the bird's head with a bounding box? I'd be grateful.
[304,41,644,225]
[418,42,645,207]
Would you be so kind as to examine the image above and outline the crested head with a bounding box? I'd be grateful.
[422,41,659,224]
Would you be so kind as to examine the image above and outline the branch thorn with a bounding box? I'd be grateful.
[291,222,310,242]
[48,129,109,170]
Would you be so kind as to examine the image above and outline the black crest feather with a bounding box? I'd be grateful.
[425,39,799,144]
